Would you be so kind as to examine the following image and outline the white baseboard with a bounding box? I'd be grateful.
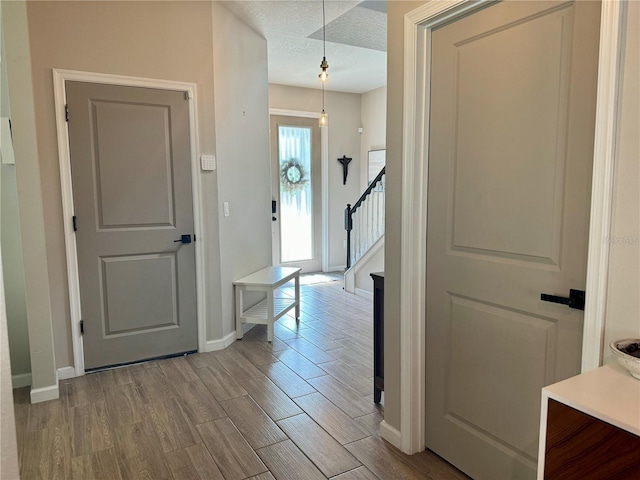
[328,265,346,272]
[11,373,31,389]
[203,331,236,352]
[355,287,373,297]
[57,366,77,380]
[380,420,403,450]
[30,383,60,404]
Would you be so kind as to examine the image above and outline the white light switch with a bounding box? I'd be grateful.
[223,202,230,217]
[201,154,216,171]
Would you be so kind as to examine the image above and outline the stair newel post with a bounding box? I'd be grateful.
[345,204,352,269]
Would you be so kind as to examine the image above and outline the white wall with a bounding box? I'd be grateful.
[603,1,640,362]
[269,84,362,270]
[360,86,387,192]
[212,3,272,339]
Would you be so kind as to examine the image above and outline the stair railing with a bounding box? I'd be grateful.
[345,167,385,269]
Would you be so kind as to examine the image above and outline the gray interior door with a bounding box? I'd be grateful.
[425,1,600,478]
[67,81,197,370]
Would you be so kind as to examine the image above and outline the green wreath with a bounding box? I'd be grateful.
[280,158,309,194]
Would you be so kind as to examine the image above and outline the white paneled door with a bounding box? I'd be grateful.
[67,82,197,370]
[425,1,600,478]
[270,115,322,273]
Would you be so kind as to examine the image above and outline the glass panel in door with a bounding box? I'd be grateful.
[278,125,313,262]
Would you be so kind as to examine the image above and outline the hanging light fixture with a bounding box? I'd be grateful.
[319,0,329,127]
[318,0,329,82]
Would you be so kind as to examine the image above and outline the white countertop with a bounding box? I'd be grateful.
[542,362,640,436]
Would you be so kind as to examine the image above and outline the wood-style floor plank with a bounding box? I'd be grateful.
[96,366,133,390]
[27,398,68,432]
[21,425,72,480]
[102,383,143,428]
[219,395,287,449]
[257,440,326,480]
[173,379,226,425]
[196,418,267,480]
[331,466,381,480]
[64,374,103,408]
[70,448,122,480]
[293,392,370,445]
[277,413,361,477]
[157,356,200,385]
[247,472,277,480]
[286,337,336,364]
[345,436,436,480]
[141,397,200,453]
[257,361,316,398]
[231,338,280,365]
[165,443,225,480]
[318,359,373,397]
[275,348,326,379]
[215,350,265,381]
[195,364,247,402]
[70,401,113,457]
[132,366,177,404]
[240,375,303,421]
[113,422,172,480]
[308,375,378,419]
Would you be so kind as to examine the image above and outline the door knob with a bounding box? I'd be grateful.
[540,289,585,311]
[174,234,192,244]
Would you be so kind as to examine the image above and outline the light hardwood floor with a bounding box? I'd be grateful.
[13,279,469,480]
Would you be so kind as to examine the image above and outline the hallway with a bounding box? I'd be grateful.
[13,278,468,480]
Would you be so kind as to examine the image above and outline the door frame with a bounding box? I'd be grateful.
[387,0,626,455]
[269,108,329,272]
[52,69,207,377]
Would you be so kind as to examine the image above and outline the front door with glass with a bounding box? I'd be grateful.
[270,115,322,272]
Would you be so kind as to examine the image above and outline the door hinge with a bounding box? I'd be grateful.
[65,104,69,122]
[80,320,84,335]
[72,215,77,232]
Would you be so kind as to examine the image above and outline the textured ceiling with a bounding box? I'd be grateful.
[222,0,387,94]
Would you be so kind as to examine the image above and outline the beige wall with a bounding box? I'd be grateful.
[360,86,387,192]
[384,0,424,431]
[0,7,21,475]
[269,84,362,270]
[603,1,640,362]
[212,3,272,338]
[3,0,57,393]
[1,18,30,381]
[24,1,225,366]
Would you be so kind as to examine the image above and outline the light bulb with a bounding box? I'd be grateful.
[319,110,328,127]
[319,70,329,82]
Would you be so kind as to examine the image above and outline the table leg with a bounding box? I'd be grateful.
[267,291,275,343]
[295,273,300,321]
[235,286,244,339]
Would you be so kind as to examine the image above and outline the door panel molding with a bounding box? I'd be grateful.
[53,69,206,376]
[391,0,623,457]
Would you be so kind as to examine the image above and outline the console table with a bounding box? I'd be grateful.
[371,272,384,404]
[234,266,301,342]
[538,362,640,479]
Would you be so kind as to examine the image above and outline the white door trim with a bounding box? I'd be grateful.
[269,108,330,272]
[53,69,207,377]
[394,0,623,455]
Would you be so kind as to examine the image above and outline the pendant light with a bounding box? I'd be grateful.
[319,0,329,82]
[319,0,329,127]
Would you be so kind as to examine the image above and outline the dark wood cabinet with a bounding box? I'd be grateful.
[371,272,384,404]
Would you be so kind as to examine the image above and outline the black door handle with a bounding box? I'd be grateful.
[540,289,585,311]
[174,234,192,244]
